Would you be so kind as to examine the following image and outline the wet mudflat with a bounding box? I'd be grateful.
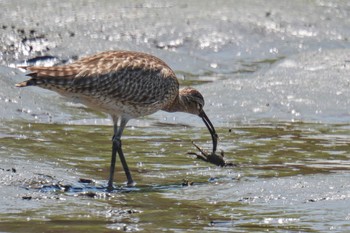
[1,122,349,232]
[1,0,350,232]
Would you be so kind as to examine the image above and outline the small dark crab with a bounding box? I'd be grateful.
[188,141,235,167]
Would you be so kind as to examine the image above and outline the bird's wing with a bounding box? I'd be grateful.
[17,51,178,105]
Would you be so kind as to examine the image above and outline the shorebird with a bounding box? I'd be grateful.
[16,50,218,191]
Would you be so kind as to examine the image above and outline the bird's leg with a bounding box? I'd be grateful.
[107,137,118,191]
[115,137,134,186]
[107,117,133,191]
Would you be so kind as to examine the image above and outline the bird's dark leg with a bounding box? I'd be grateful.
[107,137,118,191]
[115,137,134,186]
[107,117,133,191]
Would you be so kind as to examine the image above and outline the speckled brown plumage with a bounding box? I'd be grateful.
[16,50,217,191]
[17,51,179,118]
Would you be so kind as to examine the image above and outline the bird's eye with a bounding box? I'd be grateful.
[197,104,202,111]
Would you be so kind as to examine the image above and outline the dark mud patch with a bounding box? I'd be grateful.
[0,167,17,173]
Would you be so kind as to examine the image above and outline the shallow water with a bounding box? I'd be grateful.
[1,121,349,232]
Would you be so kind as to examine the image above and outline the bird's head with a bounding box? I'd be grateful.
[178,87,205,115]
[179,87,218,153]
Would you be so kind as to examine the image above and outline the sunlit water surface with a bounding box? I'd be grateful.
[1,121,349,232]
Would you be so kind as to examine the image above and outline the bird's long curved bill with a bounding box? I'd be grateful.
[199,110,218,153]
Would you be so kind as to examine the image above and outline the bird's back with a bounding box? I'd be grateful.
[17,51,180,118]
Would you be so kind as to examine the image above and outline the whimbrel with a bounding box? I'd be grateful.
[16,50,218,191]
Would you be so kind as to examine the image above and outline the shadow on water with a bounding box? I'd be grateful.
[0,120,350,232]
[36,179,209,195]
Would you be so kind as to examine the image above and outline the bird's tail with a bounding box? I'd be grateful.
[15,65,73,88]
[15,78,38,87]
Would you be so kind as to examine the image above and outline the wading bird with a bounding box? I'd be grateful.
[16,51,218,191]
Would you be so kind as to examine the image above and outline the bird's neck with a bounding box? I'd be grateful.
[162,95,187,113]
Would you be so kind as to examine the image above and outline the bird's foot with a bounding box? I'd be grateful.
[125,180,136,187]
[106,185,115,192]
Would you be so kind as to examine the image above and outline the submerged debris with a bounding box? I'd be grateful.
[181,179,194,186]
[22,195,32,200]
[108,209,142,215]
[78,191,97,198]
[189,141,235,167]
[78,178,95,184]
[0,167,17,173]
